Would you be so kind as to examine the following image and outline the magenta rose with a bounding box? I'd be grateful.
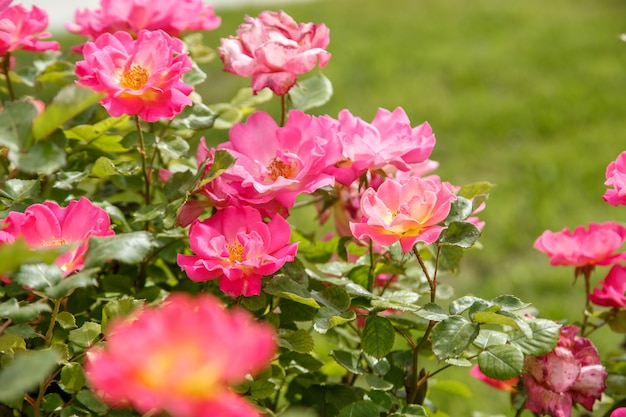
[604,151,626,206]
[589,263,626,308]
[0,2,59,56]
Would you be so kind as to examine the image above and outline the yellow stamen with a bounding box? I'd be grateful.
[226,241,245,263]
[41,237,68,247]
[267,157,294,181]
[119,65,149,90]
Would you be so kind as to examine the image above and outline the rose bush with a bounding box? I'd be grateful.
[0,1,624,417]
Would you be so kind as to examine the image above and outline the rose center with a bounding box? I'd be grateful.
[226,241,245,263]
[40,237,68,247]
[120,65,149,90]
[267,157,294,181]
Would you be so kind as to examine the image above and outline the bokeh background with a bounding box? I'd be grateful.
[22,0,626,415]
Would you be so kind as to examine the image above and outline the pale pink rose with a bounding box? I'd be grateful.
[85,293,275,417]
[523,325,607,417]
[177,206,298,297]
[350,176,456,252]
[75,29,193,122]
[66,0,220,42]
[470,364,519,392]
[0,3,59,55]
[0,197,114,275]
[612,408,626,417]
[604,151,626,206]
[533,222,626,267]
[589,263,626,308]
[214,110,341,211]
[219,10,330,95]
[327,108,436,185]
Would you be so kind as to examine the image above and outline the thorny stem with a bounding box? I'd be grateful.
[2,52,16,101]
[135,116,151,206]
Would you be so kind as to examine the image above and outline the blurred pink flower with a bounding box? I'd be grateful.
[350,176,456,252]
[66,0,220,42]
[0,3,59,55]
[327,108,436,185]
[85,293,276,417]
[589,263,626,308]
[523,325,607,417]
[219,10,330,95]
[533,222,626,267]
[603,151,626,206]
[0,197,114,275]
[75,29,193,122]
[214,110,341,211]
[470,364,519,392]
[177,206,298,297]
[612,408,626,417]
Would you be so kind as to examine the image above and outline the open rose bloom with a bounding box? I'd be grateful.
[589,263,626,308]
[85,293,276,417]
[534,222,626,267]
[523,325,607,417]
[219,10,330,95]
[75,29,192,122]
[66,0,220,42]
[350,176,456,252]
[177,206,298,297]
[604,151,626,206]
[0,2,59,56]
[0,197,114,275]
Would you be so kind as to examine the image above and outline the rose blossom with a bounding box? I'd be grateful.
[75,29,193,122]
[612,408,626,417]
[66,0,221,42]
[589,263,626,308]
[219,10,330,95]
[350,176,456,252]
[533,222,626,267]
[213,110,341,212]
[0,2,59,56]
[603,151,626,206]
[85,293,276,417]
[523,325,607,417]
[0,197,114,275]
[470,364,519,392]
[177,206,298,297]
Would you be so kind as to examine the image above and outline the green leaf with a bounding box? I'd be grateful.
[90,156,127,177]
[431,315,479,360]
[337,400,380,417]
[473,329,509,350]
[15,140,66,175]
[457,182,495,199]
[44,269,98,299]
[0,100,38,153]
[510,318,561,355]
[68,322,101,350]
[84,232,154,268]
[32,85,104,141]
[0,299,51,323]
[371,290,421,312]
[75,389,108,415]
[278,351,323,372]
[41,393,64,413]
[182,60,207,86]
[0,348,62,402]
[289,73,333,111]
[59,362,86,392]
[437,244,464,272]
[478,344,524,380]
[12,263,63,291]
[172,101,216,131]
[278,329,315,353]
[196,149,236,188]
[444,196,473,225]
[0,334,26,353]
[414,302,449,321]
[331,350,365,374]
[364,374,394,391]
[264,275,320,309]
[362,316,395,359]
[0,179,40,203]
[56,311,77,330]
[389,405,428,417]
[473,311,520,328]
[313,307,356,334]
[449,296,486,315]
[491,295,531,311]
[439,221,481,248]
[102,298,142,331]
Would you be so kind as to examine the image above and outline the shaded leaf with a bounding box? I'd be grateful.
[431,315,479,360]
[510,318,561,355]
[362,316,395,359]
[289,73,333,111]
[337,400,380,417]
[0,348,62,402]
[84,232,154,268]
[478,344,524,380]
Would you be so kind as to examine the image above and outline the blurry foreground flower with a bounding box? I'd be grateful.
[523,325,607,417]
[177,206,298,297]
[0,197,114,275]
[350,176,456,252]
[612,407,626,417]
[470,364,519,392]
[534,222,626,268]
[589,263,626,308]
[0,2,59,56]
[85,293,276,417]
[219,10,330,95]
[66,0,221,42]
[604,151,626,206]
[75,29,192,122]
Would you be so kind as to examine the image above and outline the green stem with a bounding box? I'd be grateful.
[413,246,435,302]
[2,52,15,101]
[135,116,151,206]
[368,239,375,292]
[580,266,593,335]
[280,94,287,126]
[44,299,62,346]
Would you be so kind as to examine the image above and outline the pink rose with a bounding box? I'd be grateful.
[523,325,607,417]
[219,10,330,95]
[85,293,276,417]
[350,176,456,252]
[66,0,220,42]
[75,29,193,122]
[612,408,626,417]
[470,364,519,392]
[603,151,626,206]
[533,222,626,267]
[0,197,114,275]
[589,263,626,308]
[0,3,59,55]
[177,206,298,297]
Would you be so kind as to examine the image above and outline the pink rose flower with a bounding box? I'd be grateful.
[66,0,221,42]
[75,29,193,122]
[327,108,436,185]
[470,364,519,392]
[218,10,330,95]
[0,197,114,275]
[177,206,298,297]
[214,110,341,211]
[350,176,456,252]
[523,325,607,417]
[0,3,59,55]
[589,263,626,308]
[612,408,626,417]
[533,222,626,267]
[85,293,276,417]
[603,151,626,206]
